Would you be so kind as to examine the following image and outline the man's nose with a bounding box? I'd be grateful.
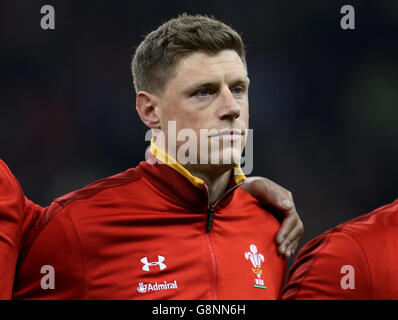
[218,86,241,120]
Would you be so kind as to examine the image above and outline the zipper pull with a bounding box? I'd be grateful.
[206,204,215,233]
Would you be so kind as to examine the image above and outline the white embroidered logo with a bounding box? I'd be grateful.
[245,244,267,289]
[137,282,147,293]
[136,280,178,293]
[141,256,167,272]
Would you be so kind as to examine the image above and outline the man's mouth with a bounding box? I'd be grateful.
[208,129,244,138]
[207,129,244,142]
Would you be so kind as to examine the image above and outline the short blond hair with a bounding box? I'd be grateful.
[132,13,246,95]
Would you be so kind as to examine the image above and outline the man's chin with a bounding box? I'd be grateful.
[212,147,242,166]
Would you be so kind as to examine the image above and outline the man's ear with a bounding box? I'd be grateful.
[136,91,161,129]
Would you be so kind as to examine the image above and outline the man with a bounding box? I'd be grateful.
[282,198,398,299]
[11,14,301,299]
[0,159,42,298]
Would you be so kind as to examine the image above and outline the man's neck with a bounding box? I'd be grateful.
[184,165,233,205]
[151,139,237,205]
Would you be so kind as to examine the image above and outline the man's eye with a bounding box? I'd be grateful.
[232,86,244,95]
[196,89,210,97]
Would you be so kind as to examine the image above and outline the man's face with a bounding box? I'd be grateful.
[156,49,250,169]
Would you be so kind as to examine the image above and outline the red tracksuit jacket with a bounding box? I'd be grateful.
[0,159,43,298]
[12,146,286,299]
[282,199,398,299]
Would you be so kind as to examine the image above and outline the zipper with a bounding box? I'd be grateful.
[205,182,242,233]
[206,204,215,233]
[203,181,244,299]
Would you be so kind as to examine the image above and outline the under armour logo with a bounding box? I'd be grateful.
[140,256,167,272]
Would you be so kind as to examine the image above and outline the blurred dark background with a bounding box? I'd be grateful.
[0,0,397,268]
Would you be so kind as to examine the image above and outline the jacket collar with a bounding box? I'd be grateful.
[138,140,246,211]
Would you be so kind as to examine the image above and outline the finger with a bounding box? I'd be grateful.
[277,237,292,258]
[285,241,299,259]
[261,179,294,211]
[277,245,286,257]
[275,210,297,245]
[241,177,293,212]
[279,220,304,253]
[279,199,294,210]
[261,181,293,212]
[278,238,297,259]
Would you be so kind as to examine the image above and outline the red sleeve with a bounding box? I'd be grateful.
[12,203,86,299]
[0,159,43,299]
[282,231,373,300]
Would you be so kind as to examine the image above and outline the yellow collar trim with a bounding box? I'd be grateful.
[150,140,246,189]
